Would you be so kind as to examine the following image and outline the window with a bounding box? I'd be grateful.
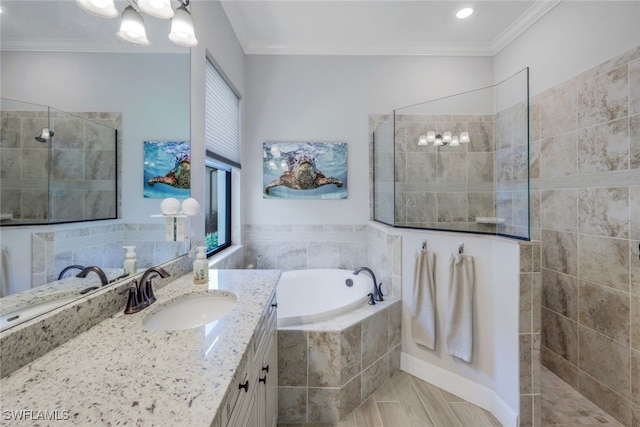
[204,56,240,255]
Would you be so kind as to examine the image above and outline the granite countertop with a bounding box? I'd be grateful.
[0,269,280,426]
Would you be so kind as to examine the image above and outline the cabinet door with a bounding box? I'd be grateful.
[262,330,278,427]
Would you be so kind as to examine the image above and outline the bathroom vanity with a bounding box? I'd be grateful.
[0,269,279,427]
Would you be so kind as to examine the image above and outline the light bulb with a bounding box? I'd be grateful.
[433,134,444,146]
[418,135,428,146]
[76,0,118,18]
[169,5,198,47]
[116,6,150,46]
[426,131,436,143]
[460,132,470,143]
[450,135,460,146]
[443,131,452,143]
[137,0,174,19]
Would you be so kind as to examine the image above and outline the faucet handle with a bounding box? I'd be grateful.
[144,279,157,304]
[121,280,143,314]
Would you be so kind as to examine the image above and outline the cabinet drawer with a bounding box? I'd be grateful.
[226,354,251,424]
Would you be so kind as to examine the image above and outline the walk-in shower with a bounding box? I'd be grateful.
[372,67,530,240]
[0,98,119,225]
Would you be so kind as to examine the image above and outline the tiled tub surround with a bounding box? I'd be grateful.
[531,46,640,426]
[0,269,280,426]
[0,254,191,378]
[244,224,368,271]
[277,298,402,424]
[0,110,121,223]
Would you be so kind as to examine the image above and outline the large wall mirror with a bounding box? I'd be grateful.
[0,0,191,328]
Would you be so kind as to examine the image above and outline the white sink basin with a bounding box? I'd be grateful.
[142,292,238,331]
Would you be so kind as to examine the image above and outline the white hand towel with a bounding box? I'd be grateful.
[444,253,475,363]
[411,249,436,350]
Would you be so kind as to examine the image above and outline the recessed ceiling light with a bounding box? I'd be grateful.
[456,7,474,19]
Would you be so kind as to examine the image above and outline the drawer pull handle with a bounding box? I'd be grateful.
[262,365,269,373]
[259,376,267,384]
[239,380,249,392]
[271,302,278,308]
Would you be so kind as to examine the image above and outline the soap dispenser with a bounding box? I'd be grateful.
[123,246,138,276]
[193,246,208,285]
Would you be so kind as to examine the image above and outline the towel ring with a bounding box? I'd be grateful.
[422,240,427,250]
[458,242,464,254]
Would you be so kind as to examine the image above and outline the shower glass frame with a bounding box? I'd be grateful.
[373,67,530,241]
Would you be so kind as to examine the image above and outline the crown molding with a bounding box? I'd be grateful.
[223,0,562,57]
[244,41,495,56]
[0,38,187,54]
[490,0,562,55]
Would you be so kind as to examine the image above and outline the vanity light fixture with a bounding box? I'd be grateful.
[417,130,470,147]
[76,0,197,47]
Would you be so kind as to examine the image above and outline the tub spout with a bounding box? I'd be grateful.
[353,267,383,303]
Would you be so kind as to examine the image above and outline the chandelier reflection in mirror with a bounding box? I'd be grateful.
[417,131,470,147]
[76,0,198,47]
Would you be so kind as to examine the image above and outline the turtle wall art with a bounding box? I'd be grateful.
[263,142,347,199]
[143,141,191,199]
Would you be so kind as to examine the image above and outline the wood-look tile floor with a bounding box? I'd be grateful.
[279,368,625,427]
[278,371,501,427]
[541,367,623,426]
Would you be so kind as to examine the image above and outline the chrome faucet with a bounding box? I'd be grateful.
[353,266,384,303]
[76,266,109,286]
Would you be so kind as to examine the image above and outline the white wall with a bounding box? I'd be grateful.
[1,51,190,223]
[190,0,246,247]
[494,1,640,95]
[400,230,520,426]
[244,55,494,226]
[1,51,189,291]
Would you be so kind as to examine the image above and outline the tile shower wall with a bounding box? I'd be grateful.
[532,46,640,426]
[0,110,120,223]
[244,224,368,270]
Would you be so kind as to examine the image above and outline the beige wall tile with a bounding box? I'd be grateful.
[631,114,640,169]
[632,349,640,406]
[341,322,362,384]
[541,268,578,320]
[631,186,640,240]
[578,326,630,399]
[541,345,578,388]
[541,190,578,232]
[578,234,630,292]
[540,132,578,177]
[540,87,578,139]
[577,118,630,173]
[632,294,640,351]
[542,307,578,364]
[362,309,389,369]
[630,59,640,116]
[278,387,308,424]
[278,330,308,387]
[578,280,630,344]
[541,230,578,276]
[578,370,631,426]
[578,187,630,238]
[577,65,629,128]
[308,331,342,387]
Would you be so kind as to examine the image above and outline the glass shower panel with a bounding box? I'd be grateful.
[371,68,530,241]
[49,107,117,222]
[494,68,530,240]
[393,84,497,233]
[0,99,118,225]
[0,98,51,223]
[373,112,395,225]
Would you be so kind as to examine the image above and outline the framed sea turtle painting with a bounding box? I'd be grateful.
[143,140,191,198]
[263,141,347,199]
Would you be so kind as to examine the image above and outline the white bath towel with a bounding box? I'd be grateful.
[411,249,437,350]
[444,253,475,363]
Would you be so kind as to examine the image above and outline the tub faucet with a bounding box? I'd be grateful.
[353,266,383,303]
[76,266,108,286]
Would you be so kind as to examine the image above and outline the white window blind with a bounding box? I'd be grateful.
[205,58,240,166]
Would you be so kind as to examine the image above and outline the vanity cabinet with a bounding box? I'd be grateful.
[215,292,277,427]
